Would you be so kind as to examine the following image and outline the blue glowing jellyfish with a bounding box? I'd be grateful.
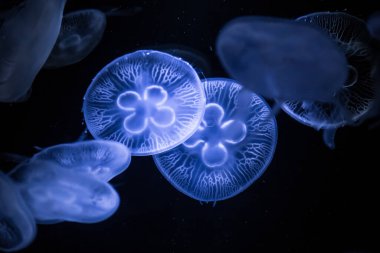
[9,159,120,224]
[281,12,377,148]
[44,9,106,69]
[367,11,380,40]
[0,171,36,252]
[83,50,206,156]
[30,140,131,182]
[216,15,348,103]
[0,0,66,102]
[153,78,277,202]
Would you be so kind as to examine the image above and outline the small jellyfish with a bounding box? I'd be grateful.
[30,140,131,182]
[153,78,277,202]
[281,12,377,148]
[9,160,120,224]
[83,50,206,156]
[0,0,66,102]
[149,44,212,77]
[367,11,380,40]
[0,171,36,252]
[216,15,348,103]
[44,9,106,69]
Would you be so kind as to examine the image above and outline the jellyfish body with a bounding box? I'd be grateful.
[0,0,66,102]
[44,9,106,69]
[367,11,380,40]
[281,12,377,147]
[31,140,131,182]
[9,160,120,224]
[153,78,277,202]
[216,16,348,103]
[0,171,36,252]
[83,50,206,155]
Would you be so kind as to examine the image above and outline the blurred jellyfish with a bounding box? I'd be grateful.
[281,12,377,148]
[9,159,120,224]
[153,78,277,202]
[0,0,66,102]
[0,171,36,252]
[83,50,206,156]
[216,15,348,103]
[149,44,212,77]
[367,11,380,40]
[44,9,106,69]
[31,140,131,182]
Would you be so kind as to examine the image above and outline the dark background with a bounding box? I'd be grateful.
[1,0,380,252]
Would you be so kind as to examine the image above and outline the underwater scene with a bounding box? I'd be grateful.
[1,0,380,252]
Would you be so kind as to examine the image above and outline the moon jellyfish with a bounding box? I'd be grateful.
[0,171,36,252]
[281,12,377,148]
[153,78,277,202]
[9,160,120,224]
[30,140,131,182]
[367,11,380,40]
[44,9,106,69]
[83,50,206,156]
[0,0,66,102]
[216,15,348,103]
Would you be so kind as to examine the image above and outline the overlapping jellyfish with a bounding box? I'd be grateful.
[153,78,277,202]
[0,0,66,102]
[0,171,36,252]
[216,15,348,103]
[8,140,130,224]
[1,140,130,251]
[44,9,107,68]
[83,50,206,155]
[281,12,377,148]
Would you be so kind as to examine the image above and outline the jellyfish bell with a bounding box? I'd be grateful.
[216,15,348,103]
[0,0,66,102]
[30,140,131,182]
[83,50,206,156]
[281,12,378,149]
[367,11,380,41]
[153,78,277,202]
[44,8,106,69]
[0,171,36,252]
[9,159,120,224]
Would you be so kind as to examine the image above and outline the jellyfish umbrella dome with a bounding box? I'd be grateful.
[83,50,206,156]
[216,15,348,103]
[44,9,107,69]
[153,78,277,202]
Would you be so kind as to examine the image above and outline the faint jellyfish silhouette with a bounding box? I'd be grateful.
[0,171,36,252]
[367,11,380,40]
[281,12,377,148]
[31,140,131,182]
[44,9,106,69]
[216,15,348,103]
[83,50,206,156]
[153,78,277,202]
[9,159,120,224]
[0,0,66,102]
[149,44,212,77]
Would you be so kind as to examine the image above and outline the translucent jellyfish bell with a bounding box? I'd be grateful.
[153,78,277,202]
[0,171,36,252]
[44,9,106,69]
[9,160,120,224]
[30,140,131,182]
[216,15,348,103]
[0,0,66,102]
[281,12,377,148]
[83,50,206,156]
